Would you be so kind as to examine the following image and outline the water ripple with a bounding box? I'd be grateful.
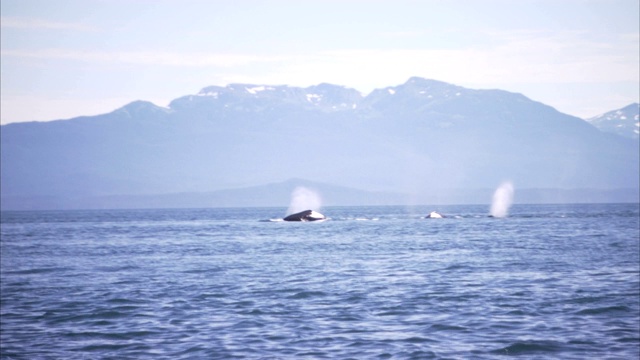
[1,205,638,359]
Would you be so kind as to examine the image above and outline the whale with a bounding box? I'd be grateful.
[283,210,326,222]
[425,211,444,219]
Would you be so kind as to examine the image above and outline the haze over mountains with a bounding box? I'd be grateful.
[1,77,638,210]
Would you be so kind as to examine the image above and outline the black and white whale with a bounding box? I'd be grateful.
[283,210,326,222]
[425,211,444,218]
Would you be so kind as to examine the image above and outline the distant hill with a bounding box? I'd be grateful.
[585,103,639,140]
[2,77,638,210]
[2,178,635,211]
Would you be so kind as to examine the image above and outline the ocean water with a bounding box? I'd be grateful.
[1,204,638,359]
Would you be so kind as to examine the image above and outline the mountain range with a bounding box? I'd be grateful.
[1,77,638,210]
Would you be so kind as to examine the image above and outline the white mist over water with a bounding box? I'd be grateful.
[287,186,322,215]
[490,181,514,218]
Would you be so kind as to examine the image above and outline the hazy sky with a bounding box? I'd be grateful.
[1,0,638,124]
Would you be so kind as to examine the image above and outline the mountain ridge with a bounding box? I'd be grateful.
[2,77,638,210]
[586,103,639,140]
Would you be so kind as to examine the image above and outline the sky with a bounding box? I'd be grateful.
[1,0,638,124]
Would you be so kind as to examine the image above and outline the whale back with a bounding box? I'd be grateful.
[283,210,326,221]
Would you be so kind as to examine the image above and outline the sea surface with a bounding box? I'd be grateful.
[1,204,639,359]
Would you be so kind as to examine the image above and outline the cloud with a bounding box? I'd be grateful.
[258,41,637,92]
[0,16,97,31]
[378,30,426,39]
[0,49,287,67]
[2,27,636,88]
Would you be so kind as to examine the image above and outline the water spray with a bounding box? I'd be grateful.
[490,181,514,218]
[287,186,322,215]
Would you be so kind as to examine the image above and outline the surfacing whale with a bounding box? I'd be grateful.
[283,210,326,222]
[425,211,444,219]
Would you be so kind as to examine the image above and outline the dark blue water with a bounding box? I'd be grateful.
[1,204,639,359]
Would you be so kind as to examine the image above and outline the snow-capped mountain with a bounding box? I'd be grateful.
[2,78,638,210]
[170,82,363,114]
[586,103,639,140]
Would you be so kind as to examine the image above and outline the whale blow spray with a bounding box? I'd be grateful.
[490,181,514,218]
[287,186,322,215]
